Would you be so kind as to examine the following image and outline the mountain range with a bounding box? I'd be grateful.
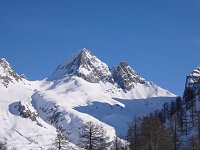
[0,48,177,149]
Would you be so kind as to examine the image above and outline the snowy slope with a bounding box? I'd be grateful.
[32,49,175,144]
[0,49,176,149]
[32,76,175,138]
[0,59,80,150]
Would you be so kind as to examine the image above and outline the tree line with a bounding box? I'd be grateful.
[127,92,200,150]
[2,89,200,150]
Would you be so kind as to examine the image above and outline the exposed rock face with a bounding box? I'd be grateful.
[184,66,200,100]
[11,101,43,127]
[0,58,23,87]
[113,61,146,91]
[49,48,154,92]
[186,66,200,87]
[17,101,38,121]
[49,48,112,83]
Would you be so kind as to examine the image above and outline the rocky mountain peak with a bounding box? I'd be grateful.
[183,66,200,100]
[185,66,200,87]
[0,58,23,87]
[48,48,112,82]
[49,49,156,92]
[113,61,146,91]
[190,66,200,77]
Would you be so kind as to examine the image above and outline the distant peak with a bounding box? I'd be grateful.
[81,48,90,53]
[0,58,11,68]
[48,48,112,82]
[113,61,146,91]
[118,61,130,69]
[77,48,92,57]
[0,58,23,87]
[0,58,10,66]
[79,48,93,59]
[185,65,200,87]
[119,61,128,66]
[0,58,7,62]
[117,61,137,73]
[190,66,200,76]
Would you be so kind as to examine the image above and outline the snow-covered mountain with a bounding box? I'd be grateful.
[0,48,176,149]
[48,48,173,96]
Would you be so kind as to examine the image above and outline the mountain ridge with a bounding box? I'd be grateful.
[0,48,176,149]
[0,58,25,87]
[48,48,172,93]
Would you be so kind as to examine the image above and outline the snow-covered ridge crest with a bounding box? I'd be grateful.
[48,48,171,93]
[48,48,112,83]
[0,58,24,87]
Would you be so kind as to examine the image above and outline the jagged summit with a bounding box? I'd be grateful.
[190,66,200,77]
[184,66,200,100]
[48,48,173,95]
[48,48,112,82]
[0,58,23,87]
[186,66,200,87]
[112,61,146,91]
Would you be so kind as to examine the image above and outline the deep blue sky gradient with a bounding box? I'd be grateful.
[0,0,200,95]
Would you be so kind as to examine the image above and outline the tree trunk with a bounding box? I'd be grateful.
[198,114,200,144]
[174,118,177,150]
[59,138,61,150]
[89,125,92,150]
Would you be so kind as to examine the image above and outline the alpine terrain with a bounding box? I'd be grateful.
[0,48,176,149]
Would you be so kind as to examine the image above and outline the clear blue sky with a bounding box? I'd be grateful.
[0,0,200,96]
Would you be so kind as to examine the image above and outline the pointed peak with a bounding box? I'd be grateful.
[118,61,134,71]
[48,48,111,82]
[0,58,10,66]
[77,48,92,56]
[117,61,137,73]
[60,48,93,67]
[0,58,12,69]
[0,58,23,87]
[188,65,200,77]
[78,48,93,59]
[185,65,200,87]
[0,58,7,62]
[81,48,91,53]
[118,61,128,67]
[113,61,146,91]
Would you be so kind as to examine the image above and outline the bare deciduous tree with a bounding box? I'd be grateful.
[79,121,111,150]
[53,131,68,150]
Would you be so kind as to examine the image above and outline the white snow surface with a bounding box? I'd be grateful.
[0,53,176,149]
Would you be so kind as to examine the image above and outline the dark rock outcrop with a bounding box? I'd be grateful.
[17,102,38,121]
[112,61,145,91]
[184,66,200,100]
